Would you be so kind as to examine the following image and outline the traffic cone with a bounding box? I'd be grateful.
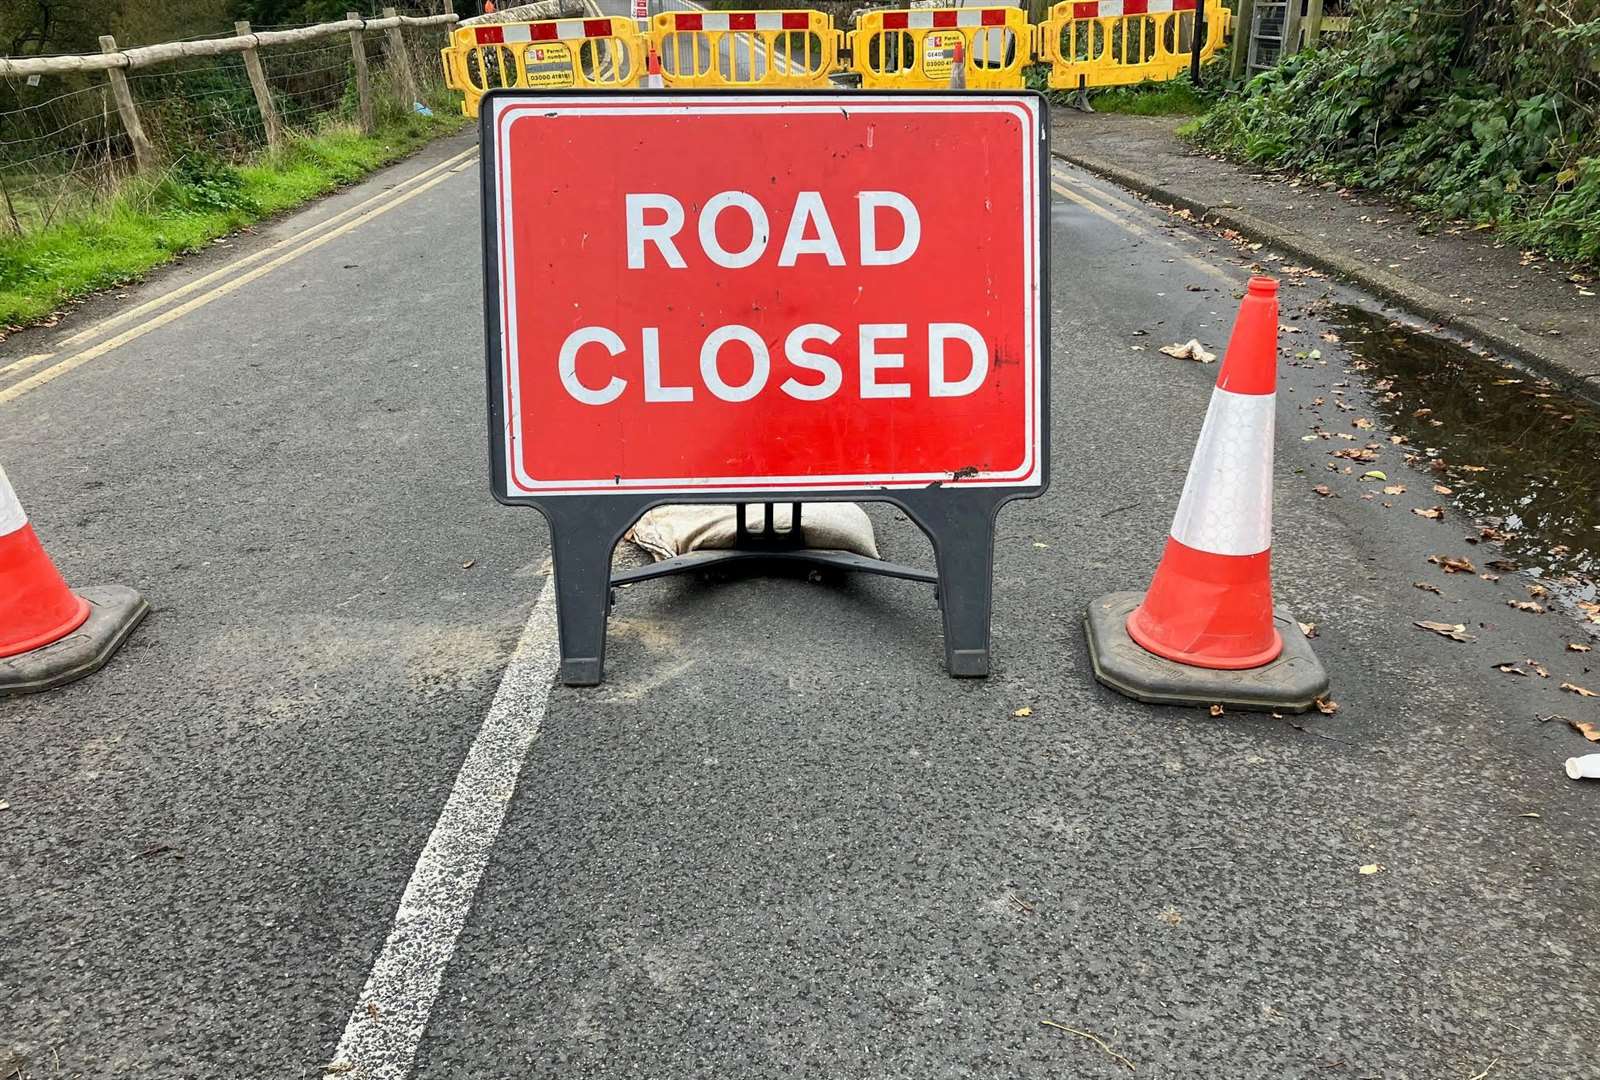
[0,464,148,696]
[949,39,967,89]
[645,42,663,88]
[1084,277,1329,711]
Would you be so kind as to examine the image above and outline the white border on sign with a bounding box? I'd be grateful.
[491,93,1042,496]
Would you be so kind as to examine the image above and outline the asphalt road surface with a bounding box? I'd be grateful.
[3,122,1598,1080]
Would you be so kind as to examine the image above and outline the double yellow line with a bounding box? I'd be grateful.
[0,144,479,407]
[1049,165,1237,287]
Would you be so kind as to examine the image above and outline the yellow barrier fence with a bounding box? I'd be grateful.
[847,6,1034,90]
[649,10,842,89]
[440,17,644,116]
[1040,0,1228,91]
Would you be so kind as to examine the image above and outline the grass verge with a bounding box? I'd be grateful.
[0,97,466,331]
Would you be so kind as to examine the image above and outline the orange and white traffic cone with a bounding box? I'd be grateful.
[0,464,148,696]
[1084,277,1328,711]
[645,42,664,89]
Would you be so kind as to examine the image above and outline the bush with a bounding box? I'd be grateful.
[1190,0,1600,266]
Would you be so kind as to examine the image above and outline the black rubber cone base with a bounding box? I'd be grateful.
[1085,590,1330,714]
[0,585,149,697]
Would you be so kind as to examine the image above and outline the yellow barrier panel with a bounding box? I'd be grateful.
[847,6,1033,90]
[440,17,644,117]
[1041,0,1228,90]
[649,10,841,88]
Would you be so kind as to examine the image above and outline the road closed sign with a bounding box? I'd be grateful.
[481,90,1048,499]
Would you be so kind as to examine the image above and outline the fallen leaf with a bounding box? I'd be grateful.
[1568,718,1600,742]
[1569,643,1592,652]
[1159,908,1183,926]
[1413,507,1445,520]
[1353,418,1374,430]
[1480,573,1501,582]
[1429,554,1475,574]
[1496,663,1530,676]
[1432,484,1453,495]
[1298,621,1318,638]
[1013,706,1033,717]
[1416,620,1474,642]
[1315,696,1339,715]
[1562,682,1599,698]
[1532,662,1550,678]
[1209,704,1225,717]
[461,559,476,569]
[1413,581,1442,595]
[1528,584,1549,600]
[1359,863,1383,875]
[1363,470,1388,481]
[1383,483,1407,495]
[1159,339,1216,363]
[1320,331,1340,342]
[1333,448,1379,462]
[1507,600,1545,614]
[1313,484,1334,497]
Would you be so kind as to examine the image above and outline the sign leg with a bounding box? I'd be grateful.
[538,498,645,686]
[897,490,1006,678]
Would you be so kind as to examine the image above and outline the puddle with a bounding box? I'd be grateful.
[1328,305,1600,596]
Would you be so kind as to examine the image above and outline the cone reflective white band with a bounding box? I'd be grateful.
[0,465,27,538]
[1167,387,1274,557]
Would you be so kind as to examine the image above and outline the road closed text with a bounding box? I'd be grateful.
[556,189,992,405]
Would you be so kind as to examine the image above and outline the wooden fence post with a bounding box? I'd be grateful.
[1230,0,1256,79]
[98,35,154,173]
[1304,0,1325,46]
[347,12,375,135]
[381,7,421,106]
[235,21,285,152]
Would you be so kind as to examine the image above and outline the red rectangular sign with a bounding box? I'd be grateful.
[482,91,1047,498]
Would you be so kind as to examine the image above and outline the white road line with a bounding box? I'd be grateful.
[322,578,561,1080]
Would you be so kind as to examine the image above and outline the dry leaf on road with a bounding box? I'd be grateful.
[1495,663,1530,677]
[1569,719,1600,742]
[1433,484,1453,495]
[1159,339,1216,363]
[1562,682,1599,698]
[1012,706,1033,718]
[1429,555,1476,574]
[1569,643,1593,653]
[1414,581,1442,595]
[1383,484,1407,495]
[1209,704,1225,717]
[1359,863,1383,875]
[1413,507,1445,520]
[1507,600,1546,613]
[1416,620,1475,642]
[1315,696,1340,715]
[1313,484,1334,497]
[1299,621,1318,638]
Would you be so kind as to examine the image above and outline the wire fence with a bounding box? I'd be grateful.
[0,7,455,237]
